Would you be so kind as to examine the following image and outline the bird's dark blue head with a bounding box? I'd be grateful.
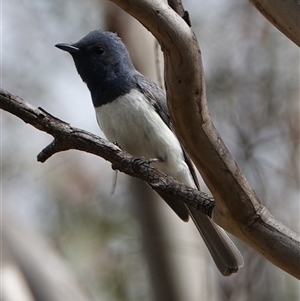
[56,30,137,106]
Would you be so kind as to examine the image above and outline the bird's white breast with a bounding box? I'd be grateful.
[95,89,195,187]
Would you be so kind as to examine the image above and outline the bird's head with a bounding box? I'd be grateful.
[56,30,135,97]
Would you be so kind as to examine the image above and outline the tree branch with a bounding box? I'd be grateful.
[109,0,300,278]
[0,89,215,218]
[249,0,300,47]
[167,0,191,27]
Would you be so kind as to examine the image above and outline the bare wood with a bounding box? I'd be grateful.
[109,0,300,278]
[249,0,300,47]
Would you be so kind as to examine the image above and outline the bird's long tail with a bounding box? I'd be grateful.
[187,205,244,276]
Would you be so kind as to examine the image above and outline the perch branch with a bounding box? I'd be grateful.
[0,89,215,217]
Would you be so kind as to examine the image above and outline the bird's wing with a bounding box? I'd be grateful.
[134,74,243,275]
[134,73,201,220]
[134,74,200,186]
[134,74,171,126]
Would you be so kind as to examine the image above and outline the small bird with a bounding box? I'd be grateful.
[56,30,243,276]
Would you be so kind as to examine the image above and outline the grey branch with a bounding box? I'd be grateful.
[250,0,300,47]
[109,0,300,278]
[0,89,215,218]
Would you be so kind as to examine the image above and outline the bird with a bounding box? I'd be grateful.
[55,30,243,276]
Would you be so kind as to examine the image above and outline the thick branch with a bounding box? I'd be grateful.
[250,0,300,47]
[0,89,215,217]
[167,0,191,26]
[109,0,300,278]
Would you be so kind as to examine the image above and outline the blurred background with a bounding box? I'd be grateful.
[1,0,299,300]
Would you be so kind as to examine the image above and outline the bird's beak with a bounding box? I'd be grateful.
[55,43,80,53]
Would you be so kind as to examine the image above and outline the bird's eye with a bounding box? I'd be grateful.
[94,46,104,55]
